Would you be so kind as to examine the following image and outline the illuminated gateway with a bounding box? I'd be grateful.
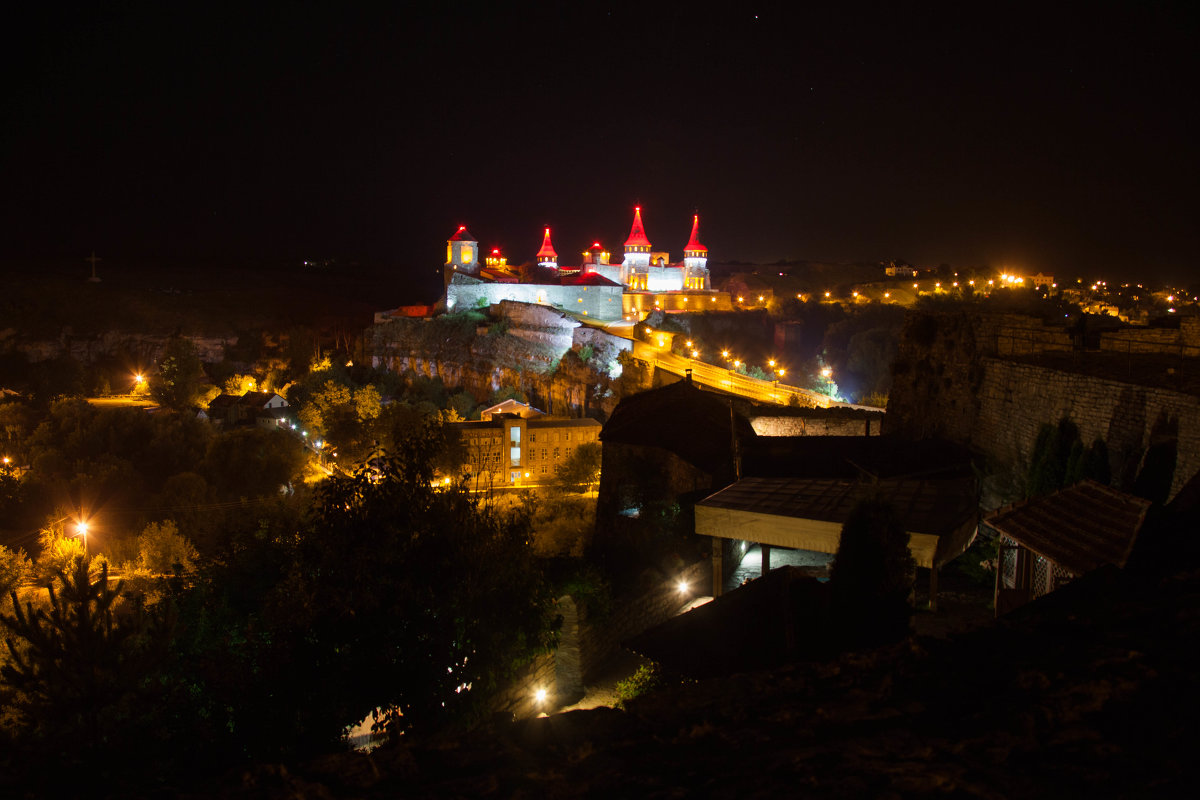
[442,208,727,321]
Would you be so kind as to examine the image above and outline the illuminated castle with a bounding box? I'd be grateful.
[442,208,721,320]
[579,207,711,292]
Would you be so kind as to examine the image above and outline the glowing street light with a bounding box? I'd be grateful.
[820,367,833,379]
[75,519,89,553]
[676,579,690,594]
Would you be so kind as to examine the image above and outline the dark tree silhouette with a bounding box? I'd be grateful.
[831,497,915,648]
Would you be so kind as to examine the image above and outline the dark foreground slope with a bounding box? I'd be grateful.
[190,562,1197,799]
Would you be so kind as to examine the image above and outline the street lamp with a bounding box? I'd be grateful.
[75,519,89,554]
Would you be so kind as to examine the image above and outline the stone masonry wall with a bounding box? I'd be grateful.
[446,275,625,321]
[749,413,882,437]
[973,357,1200,504]
[1100,318,1200,357]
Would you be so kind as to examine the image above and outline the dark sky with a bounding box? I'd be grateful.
[3,2,1198,292]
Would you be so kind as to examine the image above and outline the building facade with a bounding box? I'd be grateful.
[452,412,602,488]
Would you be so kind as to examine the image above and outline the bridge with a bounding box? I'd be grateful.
[628,340,880,411]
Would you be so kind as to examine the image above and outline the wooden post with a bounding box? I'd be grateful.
[761,544,771,576]
[928,566,938,612]
[712,536,724,598]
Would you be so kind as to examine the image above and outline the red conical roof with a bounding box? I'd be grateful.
[624,206,652,248]
[449,225,476,242]
[536,227,558,259]
[684,214,707,253]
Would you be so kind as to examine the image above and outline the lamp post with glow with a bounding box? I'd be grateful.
[75,519,89,555]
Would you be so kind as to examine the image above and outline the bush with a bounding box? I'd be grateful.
[0,545,31,597]
[614,663,664,708]
[136,520,198,575]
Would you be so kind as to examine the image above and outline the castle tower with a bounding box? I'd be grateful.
[683,215,710,290]
[536,227,558,268]
[446,226,479,272]
[622,206,652,270]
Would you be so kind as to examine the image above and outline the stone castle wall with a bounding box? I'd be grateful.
[972,357,1200,504]
[445,274,625,321]
[888,310,1200,507]
[1100,318,1200,356]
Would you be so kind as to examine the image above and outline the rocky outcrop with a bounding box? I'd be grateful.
[370,305,635,419]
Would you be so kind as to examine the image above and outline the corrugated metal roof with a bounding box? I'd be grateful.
[984,480,1150,575]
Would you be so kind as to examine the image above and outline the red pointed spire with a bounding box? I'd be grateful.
[536,227,558,259]
[624,206,652,248]
[684,214,707,253]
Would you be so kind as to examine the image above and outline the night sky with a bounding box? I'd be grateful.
[3,3,1198,294]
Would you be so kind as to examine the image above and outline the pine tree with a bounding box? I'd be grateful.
[1,556,162,757]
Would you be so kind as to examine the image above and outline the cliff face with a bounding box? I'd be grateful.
[370,305,638,419]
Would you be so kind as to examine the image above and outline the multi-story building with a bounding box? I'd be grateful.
[450,401,602,488]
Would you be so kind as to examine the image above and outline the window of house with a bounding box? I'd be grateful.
[565,431,571,442]
[553,447,560,459]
